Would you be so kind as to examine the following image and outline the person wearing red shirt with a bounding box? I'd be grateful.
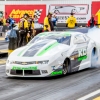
[87,15,96,28]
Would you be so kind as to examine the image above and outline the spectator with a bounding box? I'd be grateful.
[27,16,34,42]
[6,16,15,29]
[2,16,6,26]
[34,15,38,23]
[0,18,3,26]
[87,15,96,28]
[51,14,58,27]
[18,14,29,47]
[6,16,10,24]
[43,12,54,32]
[66,12,77,29]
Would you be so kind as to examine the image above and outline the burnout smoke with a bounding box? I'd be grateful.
[87,26,100,68]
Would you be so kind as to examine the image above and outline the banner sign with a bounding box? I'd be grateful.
[5,5,46,23]
[92,1,100,21]
[49,4,90,23]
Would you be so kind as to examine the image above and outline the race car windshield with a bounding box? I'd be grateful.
[30,34,71,45]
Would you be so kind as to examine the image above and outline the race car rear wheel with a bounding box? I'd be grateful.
[63,59,70,75]
[91,47,98,68]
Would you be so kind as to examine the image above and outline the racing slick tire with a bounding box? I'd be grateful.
[63,59,70,75]
[91,48,98,68]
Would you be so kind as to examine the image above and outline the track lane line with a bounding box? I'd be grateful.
[77,89,100,100]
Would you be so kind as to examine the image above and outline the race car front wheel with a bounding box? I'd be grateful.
[63,59,70,75]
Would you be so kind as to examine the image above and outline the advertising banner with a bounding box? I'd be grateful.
[5,5,46,23]
[49,4,91,24]
[92,1,100,21]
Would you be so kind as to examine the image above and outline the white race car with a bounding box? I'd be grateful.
[6,31,99,77]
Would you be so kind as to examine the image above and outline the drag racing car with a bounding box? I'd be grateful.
[6,31,99,77]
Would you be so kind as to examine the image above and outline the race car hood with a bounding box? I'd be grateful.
[8,39,70,61]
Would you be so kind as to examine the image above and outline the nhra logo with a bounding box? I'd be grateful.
[9,9,43,19]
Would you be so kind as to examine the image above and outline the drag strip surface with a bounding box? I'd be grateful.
[0,65,100,100]
[0,42,8,50]
[0,27,100,100]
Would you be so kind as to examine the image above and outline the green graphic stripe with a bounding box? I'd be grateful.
[12,66,37,70]
[78,55,87,61]
[17,48,26,56]
[51,70,63,76]
[37,42,59,56]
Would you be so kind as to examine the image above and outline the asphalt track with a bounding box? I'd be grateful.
[0,42,8,50]
[0,65,100,100]
[0,27,100,100]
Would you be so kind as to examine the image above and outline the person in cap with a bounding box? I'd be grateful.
[43,12,54,31]
[66,12,77,29]
[18,13,29,47]
[27,15,34,42]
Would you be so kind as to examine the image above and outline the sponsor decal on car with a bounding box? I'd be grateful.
[71,48,87,61]
[78,48,87,57]
[50,70,63,76]
[12,66,37,70]
[78,48,87,61]
[78,55,87,61]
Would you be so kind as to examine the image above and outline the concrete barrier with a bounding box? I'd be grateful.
[55,27,88,34]
[0,52,8,58]
[56,23,87,27]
